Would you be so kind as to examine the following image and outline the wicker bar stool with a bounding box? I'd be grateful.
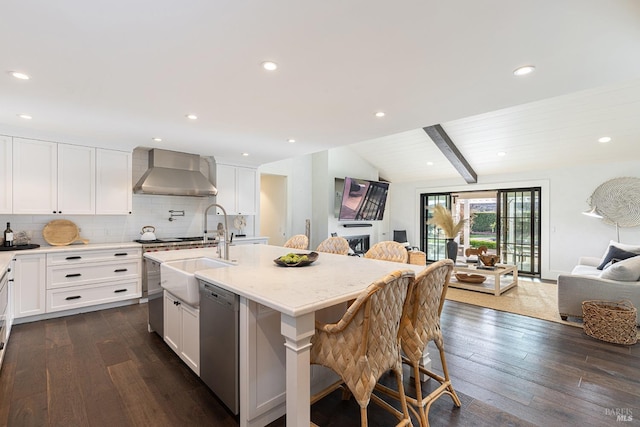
[364,241,409,263]
[316,236,350,255]
[283,234,308,250]
[310,270,415,427]
[376,259,461,426]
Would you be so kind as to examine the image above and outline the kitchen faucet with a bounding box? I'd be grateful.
[204,203,230,260]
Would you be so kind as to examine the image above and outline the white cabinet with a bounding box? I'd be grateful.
[96,149,132,215]
[11,137,131,215]
[13,253,47,318]
[45,247,141,313]
[12,138,58,214]
[57,143,96,214]
[164,291,200,374]
[215,164,257,215]
[0,136,12,214]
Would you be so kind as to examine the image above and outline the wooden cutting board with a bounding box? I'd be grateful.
[42,219,89,246]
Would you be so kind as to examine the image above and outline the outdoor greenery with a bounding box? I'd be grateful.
[471,212,496,233]
[470,239,496,249]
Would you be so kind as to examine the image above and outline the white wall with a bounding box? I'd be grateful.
[259,146,388,250]
[259,154,314,242]
[327,146,389,247]
[388,159,640,279]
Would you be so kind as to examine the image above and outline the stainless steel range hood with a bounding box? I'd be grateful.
[134,149,218,196]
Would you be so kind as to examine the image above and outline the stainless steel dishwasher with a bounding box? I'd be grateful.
[199,280,239,415]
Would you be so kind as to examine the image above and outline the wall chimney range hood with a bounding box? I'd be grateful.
[134,149,218,197]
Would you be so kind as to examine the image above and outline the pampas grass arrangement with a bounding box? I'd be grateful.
[427,204,466,238]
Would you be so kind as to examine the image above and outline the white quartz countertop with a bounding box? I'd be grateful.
[145,244,423,317]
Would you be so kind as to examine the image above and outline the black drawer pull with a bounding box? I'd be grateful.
[65,256,82,260]
[65,296,81,300]
[114,253,128,256]
[65,273,82,278]
[114,268,128,273]
[114,289,127,293]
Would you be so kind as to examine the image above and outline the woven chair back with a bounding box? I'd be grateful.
[400,259,453,362]
[283,234,308,250]
[364,241,408,263]
[310,269,414,408]
[316,236,350,255]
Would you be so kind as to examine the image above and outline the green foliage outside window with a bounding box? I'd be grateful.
[471,212,496,232]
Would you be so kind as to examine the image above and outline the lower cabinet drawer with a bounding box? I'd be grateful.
[48,260,140,289]
[46,280,141,313]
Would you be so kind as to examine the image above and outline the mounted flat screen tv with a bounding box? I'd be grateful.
[338,177,389,221]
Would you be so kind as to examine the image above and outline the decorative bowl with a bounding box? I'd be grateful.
[478,254,500,267]
[454,273,487,284]
[274,252,319,267]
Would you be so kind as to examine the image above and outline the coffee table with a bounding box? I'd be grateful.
[450,264,518,296]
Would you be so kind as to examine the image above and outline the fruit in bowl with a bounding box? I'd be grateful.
[279,253,309,264]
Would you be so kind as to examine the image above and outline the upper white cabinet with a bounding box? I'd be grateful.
[10,137,132,215]
[96,149,132,214]
[58,143,96,214]
[215,164,257,215]
[0,136,12,214]
[13,139,94,214]
[13,138,59,214]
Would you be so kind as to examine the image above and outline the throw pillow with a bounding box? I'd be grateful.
[597,246,638,270]
[599,240,640,265]
[600,255,640,281]
[609,240,640,253]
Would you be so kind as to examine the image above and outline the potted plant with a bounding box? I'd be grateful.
[427,204,466,261]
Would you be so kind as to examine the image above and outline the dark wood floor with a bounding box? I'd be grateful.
[0,300,638,426]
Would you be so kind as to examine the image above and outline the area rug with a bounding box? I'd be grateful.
[444,278,582,327]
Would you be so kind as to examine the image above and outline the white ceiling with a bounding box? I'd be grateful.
[2,1,640,179]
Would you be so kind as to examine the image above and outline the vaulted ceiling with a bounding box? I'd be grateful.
[2,1,640,179]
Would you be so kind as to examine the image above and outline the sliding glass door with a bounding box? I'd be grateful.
[419,193,451,262]
[497,188,541,275]
[420,187,541,276]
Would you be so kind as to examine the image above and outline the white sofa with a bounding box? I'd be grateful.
[557,249,640,325]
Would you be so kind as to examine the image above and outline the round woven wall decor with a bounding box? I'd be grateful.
[587,177,640,227]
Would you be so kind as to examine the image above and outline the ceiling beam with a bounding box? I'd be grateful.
[423,124,477,183]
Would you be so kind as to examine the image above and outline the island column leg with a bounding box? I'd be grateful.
[281,312,315,427]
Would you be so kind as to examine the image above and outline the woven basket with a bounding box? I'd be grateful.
[582,300,637,345]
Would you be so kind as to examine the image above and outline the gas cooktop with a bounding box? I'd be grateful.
[134,236,205,244]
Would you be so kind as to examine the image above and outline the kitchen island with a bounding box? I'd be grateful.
[145,244,425,427]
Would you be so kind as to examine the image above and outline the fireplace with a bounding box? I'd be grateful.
[344,235,370,255]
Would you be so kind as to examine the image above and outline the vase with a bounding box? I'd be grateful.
[445,239,458,262]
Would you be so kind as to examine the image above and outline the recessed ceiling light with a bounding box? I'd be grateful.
[10,71,30,80]
[186,114,198,120]
[598,136,612,143]
[497,151,507,157]
[287,139,296,143]
[262,61,278,71]
[426,161,434,166]
[375,111,385,118]
[241,152,249,157]
[17,114,32,120]
[152,137,162,142]
[513,65,535,76]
